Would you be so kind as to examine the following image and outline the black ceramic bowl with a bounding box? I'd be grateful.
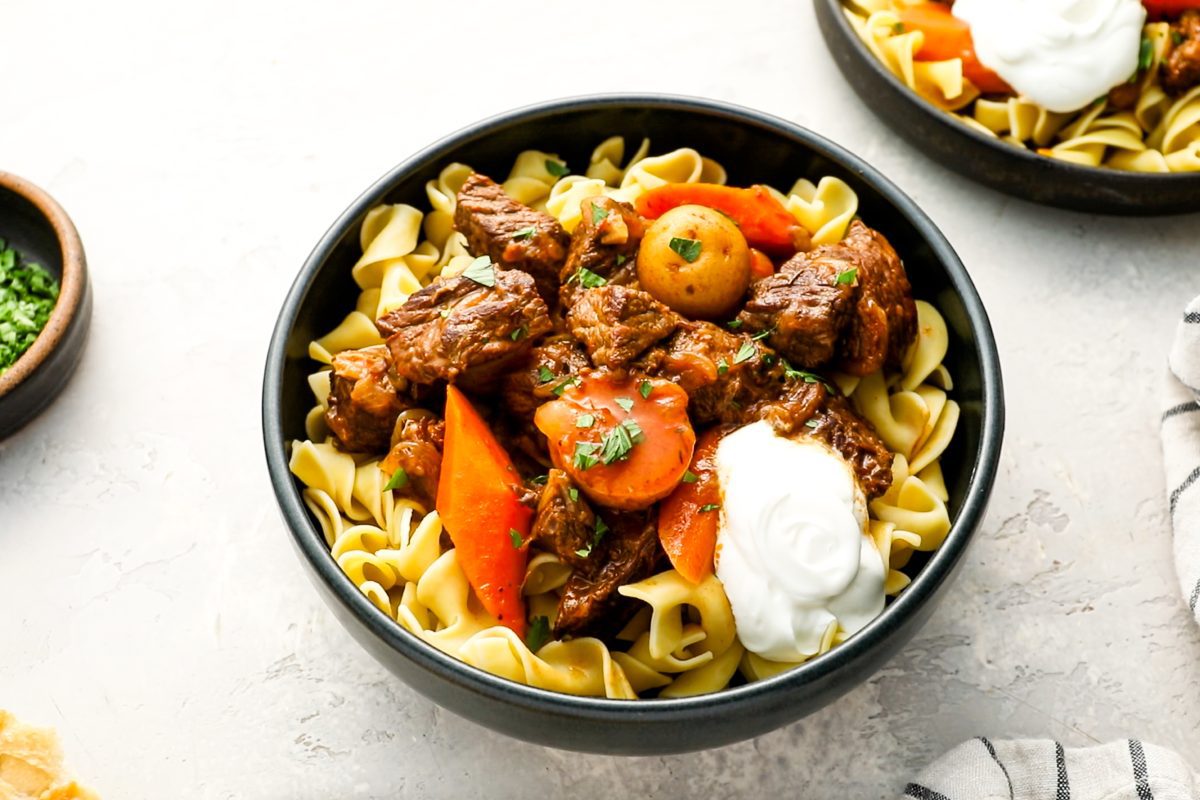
[263,94,1004,754]
[0,172,92,439]
[815,0,1200,216]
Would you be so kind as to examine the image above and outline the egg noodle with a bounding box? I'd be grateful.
[845,0,1200,172]
[289,137,960,698]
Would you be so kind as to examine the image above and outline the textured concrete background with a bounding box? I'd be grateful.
[1,1,1197,797]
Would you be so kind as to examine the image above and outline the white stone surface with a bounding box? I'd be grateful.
[1,1,1198,797]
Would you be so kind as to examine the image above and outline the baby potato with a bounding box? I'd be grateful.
[636,204,751,319]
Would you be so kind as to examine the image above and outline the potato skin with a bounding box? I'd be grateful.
[636,204,751,319]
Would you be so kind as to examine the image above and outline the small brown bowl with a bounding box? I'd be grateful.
[0,172,92,439]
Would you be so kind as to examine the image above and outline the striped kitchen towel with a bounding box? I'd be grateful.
[1164,295,1200,625]
[903,738,1199,799]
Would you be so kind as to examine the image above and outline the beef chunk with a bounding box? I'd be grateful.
[744,376,828,437]
[737,252,856,370]
[377,269,552,390]
[805,394,893,498]
[325,345,408,452]
[1164,11,1200,95]
[554,509,661,638]
[566,285,680,369]
[499,337,590,420]
[381,415,445,507]
[530,469,597,571]
[835,221,917,377]
[454,173,569,301]
[558,196,645,309]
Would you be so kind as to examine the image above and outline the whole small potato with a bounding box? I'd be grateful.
[636,204,751,319]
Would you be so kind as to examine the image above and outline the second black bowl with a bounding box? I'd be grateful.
[263,94,1005,754]
[815,0,1200,216]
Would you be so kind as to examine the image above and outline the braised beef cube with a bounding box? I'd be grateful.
[835,221,917,377]
[499,337,590,419]
[554,509,661,639]
[454,173,569,301]
[558,196,645,309]
[566,285,679,370]
[1165,11,1200,95]
[530,469,598,571]
[805,394,893,499]
[737,252,856,370]
[744,376,828,437]
[377,269,552,391]
[381,415,445,508]
[325,345,408,452]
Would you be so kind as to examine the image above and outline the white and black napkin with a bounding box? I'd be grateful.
[1163,294,1200,623]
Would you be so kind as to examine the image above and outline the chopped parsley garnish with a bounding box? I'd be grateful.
[621,417,645,443]
[512,225,537,241]
[726,319,742,330]
[569,267,608,288]
[615,397,634,413]
[598,419,644,465]
[510,326,526,341]
[682,470,699,484]
[462,255,496,287]
[716,357,729,376]
[751,327,774,341]
[576,516,609,558]
[638,380,653,399]
[509,528,525,549]
[537,365,555,383]
[530,474,549,486]
[668,237,703,263]
[575,413,596,429]
[526,616,551,652]
[573,441,600,470]
[836,268,858,285]
[545,159,569,178]
[804,419,819,429]
[591,204,610,225]
[733,340,756,364]
[0,239,59,374]
[782,361,836,392]
[699,503,720,513]
[568,487,580,503]
[615,254,627,266]
[551,375,580,396]
[382,468,409,492]
[1138,36,1154,71]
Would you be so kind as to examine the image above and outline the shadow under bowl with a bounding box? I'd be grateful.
[0,172,92,439]
[814,0,1200,216]
[262,94,1005,754]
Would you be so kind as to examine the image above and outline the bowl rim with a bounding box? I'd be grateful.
[817,0,1200,184]
[0,172,88,399]
[262,93,1005,720]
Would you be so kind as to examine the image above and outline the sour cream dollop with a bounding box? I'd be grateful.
[713,422,886,662]
[953,0,1146,113]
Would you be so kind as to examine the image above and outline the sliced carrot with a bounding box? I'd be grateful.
[897,4,1013,95]
[436,385,531,636]
[534,374,695,511]
[635,184,809,256]
[657,427,728,584]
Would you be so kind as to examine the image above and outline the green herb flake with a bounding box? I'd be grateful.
[0,238,59,374]
[615,397,634,413]
[530,474,550,486]
[568,487,580,502]
[552,376,580,397]
[1138,36,1153,71]
[836,268,858,285]
[526,616,551,652]
[382,468,409,492]
[573,441,600,470]
[804,419,819,429]
[537,365,555,383]
[638,380,652,399]
[512,225,537,241]
[570,267,608,288]
[545,159,569,178]
[462,255,496,287]
[726,319,743,330]
[578,515,609,558]
[699,503,720,513]
[782,361,836,392]
[682,470,699,484]
[1173,30,1185,46]
[510,326,526,341]
[590,203,609,225]
[717,358,729,376]
[668,237,703,263]
[892,21,905,34]
[733,340,756,364]
[620,417,645,444]
[615,254,627,266]
[575,413,596,429]
[751,327,774,341]
[599,422,637,465]
[509,528,525,549]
